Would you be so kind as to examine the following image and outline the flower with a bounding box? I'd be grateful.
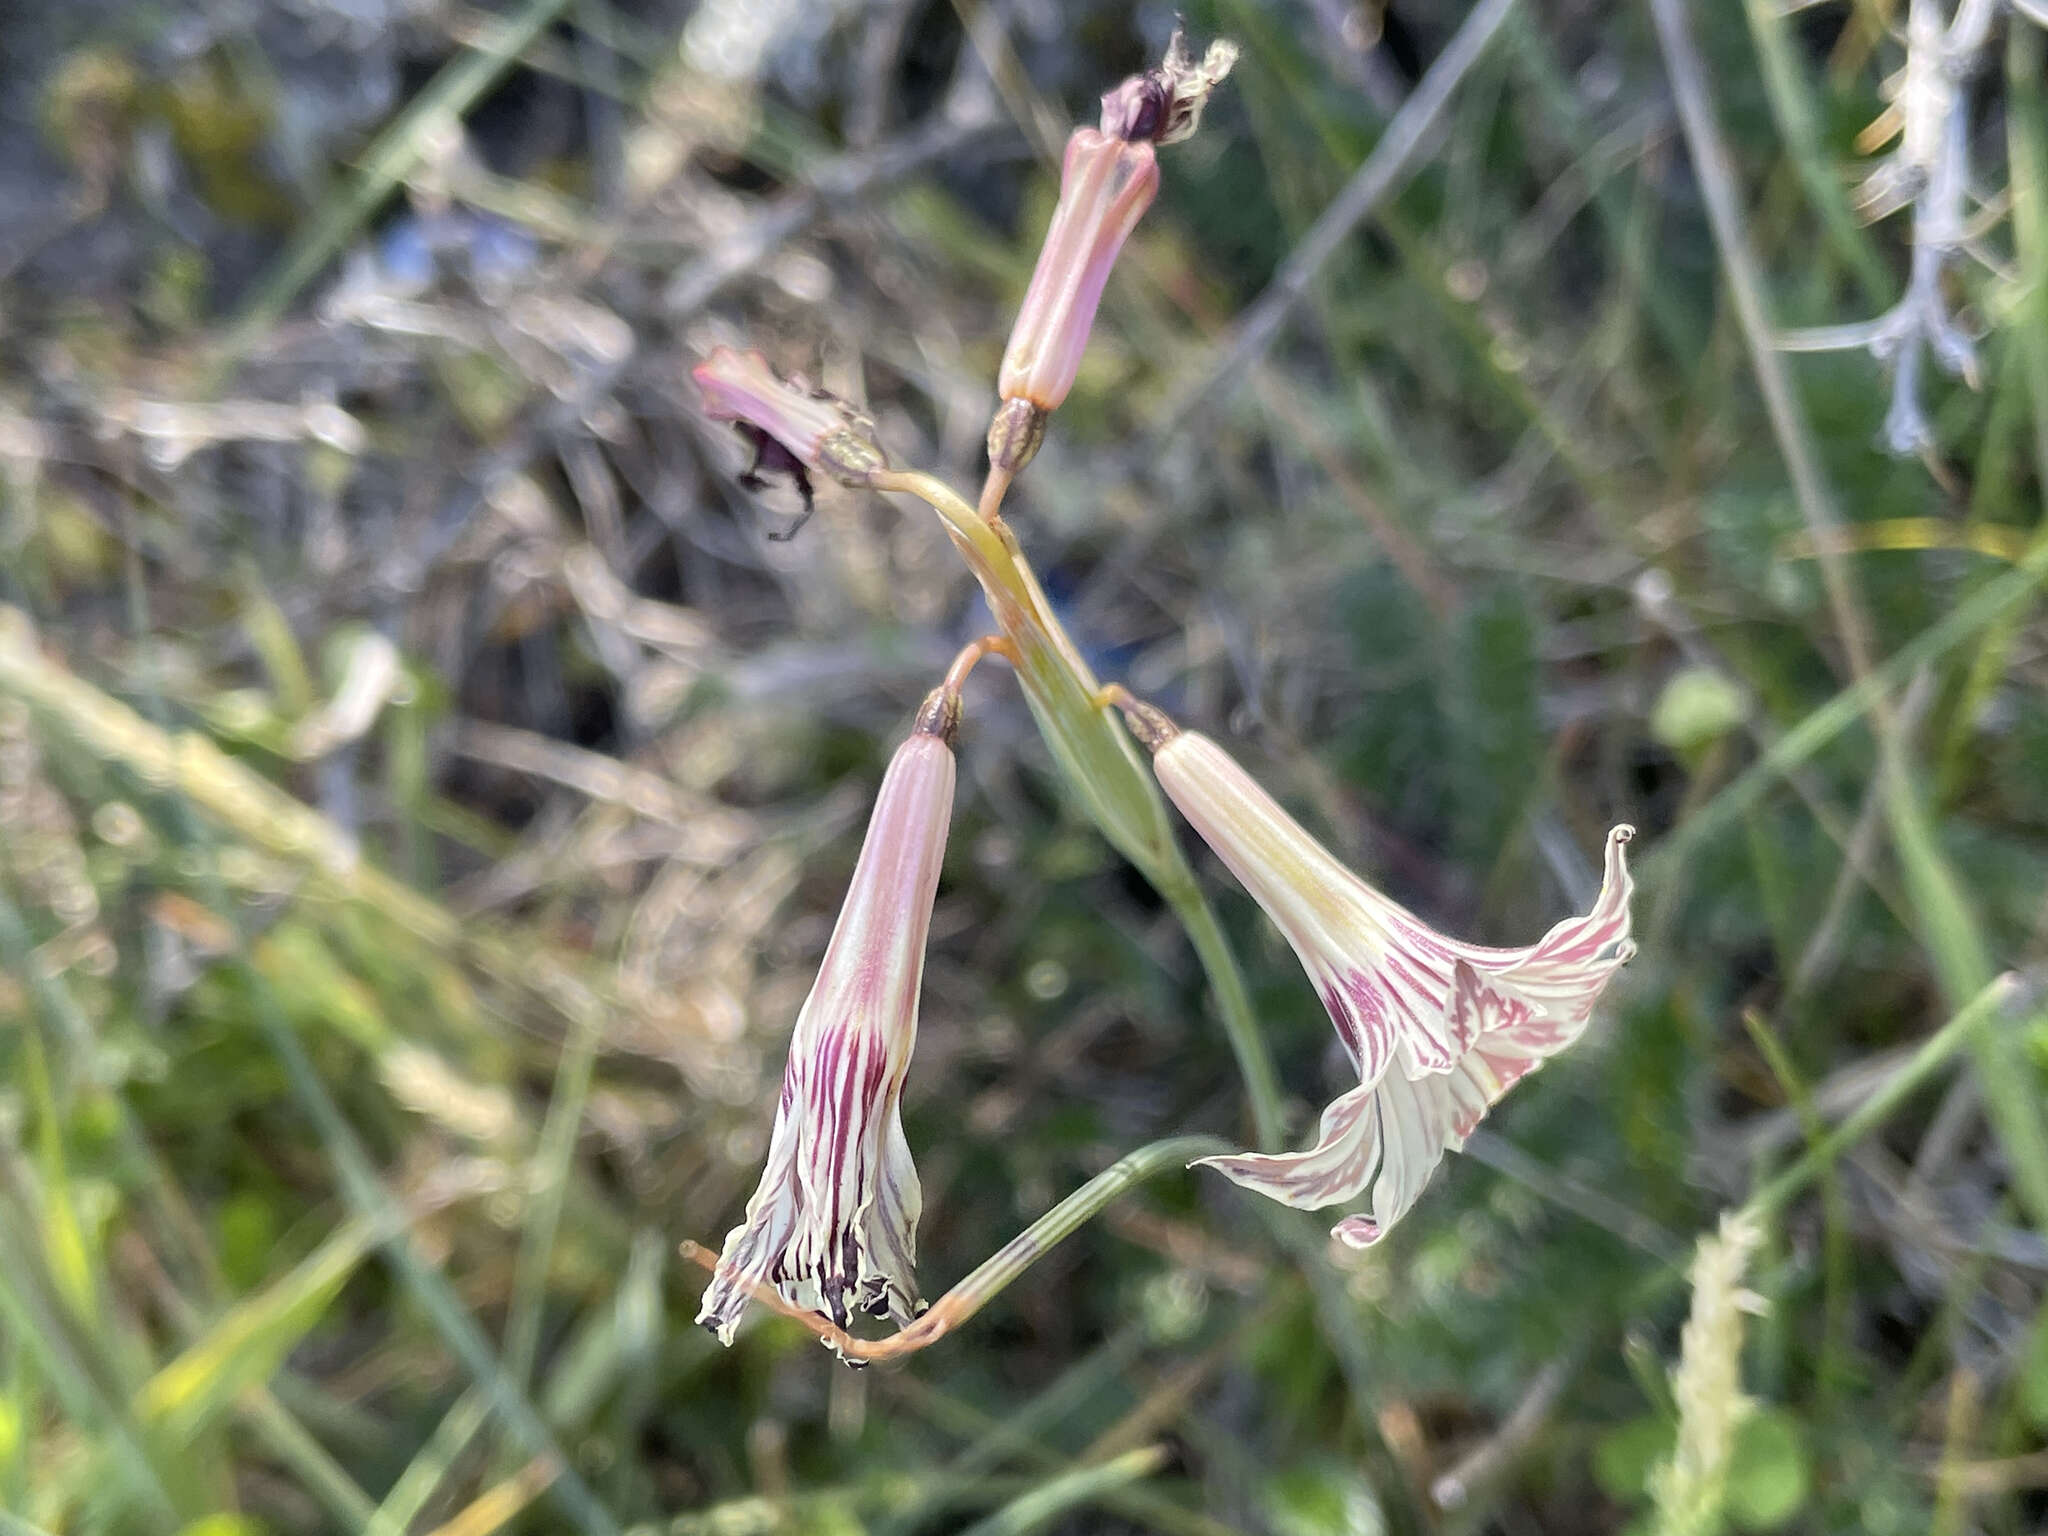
[696,689,958,1348]
[692,346,889,529]
[986,31,1238,476]
[1117,700,1635,1245]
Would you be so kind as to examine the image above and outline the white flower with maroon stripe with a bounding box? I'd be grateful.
[697,691,958,1347]
[1112,696,1636,1246]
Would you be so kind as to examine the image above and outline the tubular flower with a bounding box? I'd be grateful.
[697,689,958,1349]
[987,32,1238,476]
[1117,700,1636,1246]
[692,346,888,528]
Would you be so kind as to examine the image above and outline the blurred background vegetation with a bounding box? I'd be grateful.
[1,0,2047,1532]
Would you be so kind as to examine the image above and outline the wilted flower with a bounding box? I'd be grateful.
[1114,697,1635,1245]
[987,32,1238,478]
[692,346,889,532]
[697,689,958,1348]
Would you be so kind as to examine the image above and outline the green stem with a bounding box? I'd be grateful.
[1620,975,2032,1330]
[1163,879,1286,1153]
[1744,974,2024,1223]
[1649,0,2048,1237]
[501,999,603,1436]
[690,1135,1231,1362]
[1638,533,2048,889]
[877,472,1284,1153]
[956,1446,1170,1536]
[365,1388,492,1536]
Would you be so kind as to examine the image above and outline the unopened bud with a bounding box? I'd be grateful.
[995,130,1160,420]
[987,31,1236,484]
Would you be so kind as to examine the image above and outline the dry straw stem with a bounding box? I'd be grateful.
[0,606,624,1530]
[0,605,610,1037]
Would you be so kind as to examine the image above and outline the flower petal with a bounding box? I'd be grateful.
[695,1098,802,1344]
[1192,1080,1382,1210]
[1328,961,1603,1248]
[1135,716,1639,1245]
[1497,824,1637,1030]
[695,724,953,1349]
[853,1103,924,1324]
[1202,959,1603,1251]
[1335,1052,1491,1247]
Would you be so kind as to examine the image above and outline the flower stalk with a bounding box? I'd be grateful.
[683,1135,1231,1362]
[875,470,1286,1150]
[873,469,1181,886]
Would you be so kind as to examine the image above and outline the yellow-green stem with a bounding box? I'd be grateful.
[875,470,1285,1152]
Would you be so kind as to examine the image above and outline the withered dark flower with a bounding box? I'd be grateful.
[1099,30,1240,146]
[692,346,889,537]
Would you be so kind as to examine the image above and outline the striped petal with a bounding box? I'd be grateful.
[697,720,954,1351]
[1137,721,1636,1244]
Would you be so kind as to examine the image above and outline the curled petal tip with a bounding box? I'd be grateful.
[1331,1216,1382,1248]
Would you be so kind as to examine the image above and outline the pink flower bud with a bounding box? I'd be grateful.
[986,31,1236,478]
[697,698,956,1350]
[996,129,1161,421]
[1126,713,1636,1245]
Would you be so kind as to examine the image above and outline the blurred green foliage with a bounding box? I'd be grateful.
[0,0,2045,1534]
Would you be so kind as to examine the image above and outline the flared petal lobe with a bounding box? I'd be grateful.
[1141,726,1635,1244]
[697,721,955,1348]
